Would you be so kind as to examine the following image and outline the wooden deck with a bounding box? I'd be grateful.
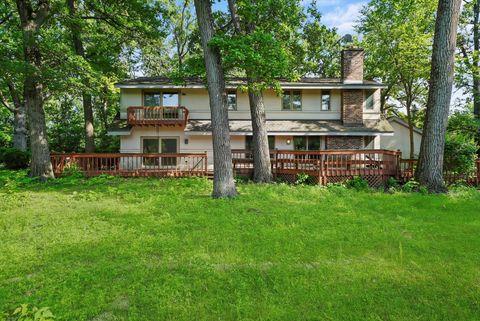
[50,150,480,187]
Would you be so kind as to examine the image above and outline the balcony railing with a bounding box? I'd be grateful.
[127,106,189,126]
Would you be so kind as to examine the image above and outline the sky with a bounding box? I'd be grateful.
[212,0,367,35]
[314,0,366,35]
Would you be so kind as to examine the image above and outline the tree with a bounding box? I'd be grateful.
[0,1,27,151]
[297,1,342,78]
[457,0,479,141]
[15,0,54,180]
[66,0,95,152]
[194,0,238,198]
[357,0,436,158]
[415,0,463,192]
[216,0,304,183]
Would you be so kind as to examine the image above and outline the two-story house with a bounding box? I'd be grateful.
[108,48,395,167]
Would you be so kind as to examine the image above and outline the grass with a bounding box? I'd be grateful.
[0,170,479,321]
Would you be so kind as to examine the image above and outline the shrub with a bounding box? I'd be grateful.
[402,179,420,192]
[1,148,30,169]
[61,164,84,178]
[295,172,310,185]
[345,176,369,190]
[444,133,478,174]
[1,304,54,321]
[386,177,400,189]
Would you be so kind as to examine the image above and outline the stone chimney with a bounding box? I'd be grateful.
[341,47,364,126]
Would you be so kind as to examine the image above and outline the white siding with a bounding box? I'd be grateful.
[119,88,352,120]
[380,121,422,158]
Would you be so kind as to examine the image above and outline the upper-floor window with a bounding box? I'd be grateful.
[227,91,237,111]
[282,90,302,111]
[365,90,375,110]
[143,91,179,106]
[321,90,331,111]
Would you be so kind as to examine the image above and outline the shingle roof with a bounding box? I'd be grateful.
[115,76,385,89]
[185,119,394,136]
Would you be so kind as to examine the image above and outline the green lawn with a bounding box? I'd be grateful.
[0,170,479,321]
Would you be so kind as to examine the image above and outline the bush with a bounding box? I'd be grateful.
[1,304,54,321]
[0,148,30,169]
[295,172,310,185]
[345,176,369,190]
[402,179,420,192]
[444,133,478,174]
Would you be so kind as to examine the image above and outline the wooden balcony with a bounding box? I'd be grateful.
[127,106,189,127]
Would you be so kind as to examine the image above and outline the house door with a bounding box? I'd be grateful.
[161,138,178,166]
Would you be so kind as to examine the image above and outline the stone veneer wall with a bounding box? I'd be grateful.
[342,90,364,125]
[326,136,364,150]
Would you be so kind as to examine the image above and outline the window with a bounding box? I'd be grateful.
[143,92,179,106]
[142,138,159,166]
[294,136,322,151]
[144,93,161,106]
[227,91,237,111]
[245,136,275,150]
[162,92,179,106]
[321,90,331,111]
[365,90,375,110]
[282,90,302,110]
[142,137,178,166]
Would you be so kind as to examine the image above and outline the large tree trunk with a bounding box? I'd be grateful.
[13,103,28,151]
[16,0,54,181]
[194,0,238,198]
[248,89,273,182]
[227,0,272,183]
[473,0,479,120]
[415,0,462,192]
[67,0,95,152]
[5,80,28,151]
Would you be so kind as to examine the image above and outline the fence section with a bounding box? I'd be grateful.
[400,158,480,187]
[51,153,208,178]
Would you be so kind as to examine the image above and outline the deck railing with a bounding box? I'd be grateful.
[127,106,189,126]
[50,151,480,187]
[232,149,400,185]
[232,149,480,186]
[51,153,207,177]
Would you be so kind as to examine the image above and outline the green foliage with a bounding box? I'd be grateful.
[357,0,436,123]
[444,133,479,174]
[447,108,480,141]
[295,172,310,185]
[296,0,342,77]
[60,164,84,179]
[402,179,420,192]
[0,148,30,170]
[1,305,54,321]
[345,176,370,190]
[386,176,400,189]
